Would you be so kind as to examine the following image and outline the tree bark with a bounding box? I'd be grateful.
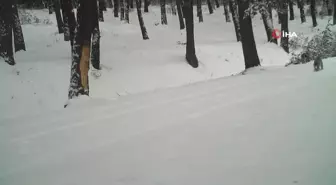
[183,0,199,68]
[49,0,54,14]
[68,0,99,100]
[311,0,317,27]
[197,0,204,22]
[326,0,332,15]
[120,0,125,20]
[106,0,113,7]
[260,0,276,44]
[144,0,149,12]
[99,0,105,21]
[176,0,185,29]
[12,4,26,52]
[207,0,214,14]
[289,0,294,20]
[223,0,231,22]
[61,0,70,41]
[91,24,100,70]
[229,0,241,41]
[297,0,306,23]
[237,0,260,69]
[61,0,76,46]
[114,0,119,17]
[279,0,289,53]
[54,0,64,33]
[135,0,149,39]
[334,0,336,25]
[0,1,16,65]
[215,0,220,7]
[161,0,168,24]
[125,0,130,23]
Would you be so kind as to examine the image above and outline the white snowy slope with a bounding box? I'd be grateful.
[1,58,336,185]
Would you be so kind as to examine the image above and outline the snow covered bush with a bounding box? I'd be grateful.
[290,21,336,64]
[19,9,52,25]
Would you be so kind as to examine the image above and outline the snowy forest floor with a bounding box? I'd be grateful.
[1,6,333,118]
[1,56,336,185]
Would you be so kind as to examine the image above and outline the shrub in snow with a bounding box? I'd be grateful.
[19,9,52,25]
[290,21,336,64]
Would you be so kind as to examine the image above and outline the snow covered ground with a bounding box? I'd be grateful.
[2,6,329,118]
[1,57,336,185]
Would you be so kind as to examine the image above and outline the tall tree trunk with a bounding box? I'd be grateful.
[67,0,99,101]
[114,0,119,17]
[144,0,149,12]
[130,0,134,8]
[54,0,64,33]
[12,3,26,52]
[223,0,231,22]
[120,0,125,20]
[215,0,220,7]
[0,1,16,65]
[197,0,204,22]
[176,0,185,29]
[183,0,199,68]
[106,0,113,7]
[91,24,100,70]
[279,0,289,53]
[135,0,149,39]
[311,0,317,27]
[61,0,76,46]
[99,0,105,21]
[61,0,70,41]
[326,0,332,15]
[229,0,241,41]
[260,0,277,44]
[161,0,168,24]
[171,0,177,15]
[207,0,214,14]
[237,0,260,69]
[49,0,54,14]
[334,0,336,25]
[125,0,130,23]
[289,0,294,20]
[297,0,306,23]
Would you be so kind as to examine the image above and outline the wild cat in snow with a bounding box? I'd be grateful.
[313,55,324,72]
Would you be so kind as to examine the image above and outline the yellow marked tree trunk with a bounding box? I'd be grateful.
[79,42,91,92]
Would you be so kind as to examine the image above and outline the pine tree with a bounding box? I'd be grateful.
[279,0,289,53]
[297,0,306,23]
[197,0,204,22]
[237,0,260,69]
[183,0,199,68]
[135,0,149,39]
[161,0,168,24]
[229,0,241,41]
[259,0,277,44]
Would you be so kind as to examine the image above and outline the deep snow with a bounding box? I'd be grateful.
[1,58,336,185]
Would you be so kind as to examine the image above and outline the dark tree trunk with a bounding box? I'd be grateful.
[54,0,64,33]
[297,0,306,23]
[289,0,294,20]
[125,0,130,23]
[223,0,231,22]
[91,24,100,70]
[135,0,149,39]
[61,0,70,41]
[144,0,149,12]
[311,0,317,27]
[229,0,241,41]
[334,0,336,25]
[171,0,177,15]
[12,4,26,52]
[207,0,214,14]
[0,1,16,65]
[183,0,199,68]
[114,0,119,17]
[176,0,185,29]
[161,0,168,24]
[61,0,76,46]
[237,0,260,69]
[106,0,113,7]
[68,0,99,100]
[215,0,220,7]
[326,0,332,15]
[120,0,125,20]
[260,0,277,44]
[279,0,289,53]
[99,0,105,21]
[49,0,54,14]
[197,0,204,22]
[130,0,134,8]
